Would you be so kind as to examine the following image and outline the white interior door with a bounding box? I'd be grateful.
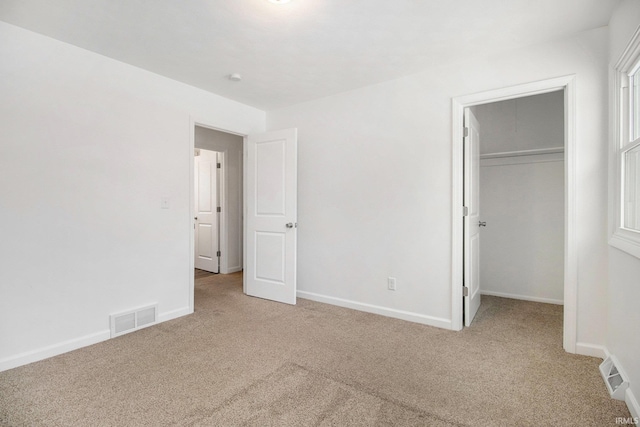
[245,128,297,305]
[464,109,481,326]
[194,149,219,273]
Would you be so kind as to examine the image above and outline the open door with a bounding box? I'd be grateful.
[464,109,481,326]
[194,149,219,273]
[245,128,297,305]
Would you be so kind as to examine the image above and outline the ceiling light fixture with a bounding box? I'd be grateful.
[228,73,242,82]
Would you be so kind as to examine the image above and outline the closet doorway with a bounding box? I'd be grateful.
[452,76,578,353]
[473,91,565,306]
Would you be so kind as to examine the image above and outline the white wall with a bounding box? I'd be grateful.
[608,0,640,415]
[474,92,565,155]
[475,93,565,304]
[195,127,244,273]
[479,159,564,303]
[268,27,609,349]
[0,21,265,371]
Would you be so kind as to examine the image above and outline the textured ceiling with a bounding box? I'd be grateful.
[0,0,620,110]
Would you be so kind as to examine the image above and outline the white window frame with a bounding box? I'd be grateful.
[610,26,640,259]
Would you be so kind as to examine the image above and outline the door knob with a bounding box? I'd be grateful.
[479,221,486,227]
[194,217,198,221]
[285,222,294,229]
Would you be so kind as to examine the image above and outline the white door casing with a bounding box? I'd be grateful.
[464,109,481,326]
[194,149,219,273]
[245,128,298,305]
[451,76,576,353]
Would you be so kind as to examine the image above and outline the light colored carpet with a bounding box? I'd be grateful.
[0,271,630,426]
[182,362,457,426]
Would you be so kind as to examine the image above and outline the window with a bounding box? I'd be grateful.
[624,144,640,230]
[634,71,640,141]
[611,33,640,258]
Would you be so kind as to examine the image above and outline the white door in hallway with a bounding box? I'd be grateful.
[464,109,481,326]
[245,128,297,304]
[194,149,219,273]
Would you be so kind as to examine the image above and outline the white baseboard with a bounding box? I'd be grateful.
[480,290,564,305]
[575,342,607,358]
[158,306,192,323]
[297,291,452,330]
[627,388,640,421]
[220,265,242,274]
[0,306,192,373]
[0,330,111,373]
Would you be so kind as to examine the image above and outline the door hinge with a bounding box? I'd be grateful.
[217,162,221,169]
[463,127,469,138]
[463,286,469,297]
[217,207,221,213]
[216,251,221,257]
[463,206,469,217]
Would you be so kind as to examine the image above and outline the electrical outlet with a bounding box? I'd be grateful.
[388,277,396,291]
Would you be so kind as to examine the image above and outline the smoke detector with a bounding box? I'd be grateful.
[228,73,242,82]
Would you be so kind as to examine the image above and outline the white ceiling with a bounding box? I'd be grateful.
[0,0,620,110]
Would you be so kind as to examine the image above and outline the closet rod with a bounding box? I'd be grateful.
[480,147,564,160]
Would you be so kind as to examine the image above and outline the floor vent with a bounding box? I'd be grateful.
[110,304,158,338]
[599,355,629,400]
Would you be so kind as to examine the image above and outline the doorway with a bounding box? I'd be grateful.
[191,124,245,312]
[188,122,299,313]
[473,92,565,308]
[194,125,245,276]
[185,122,246,313]
[463,91,566,326]
[452,76,578,353]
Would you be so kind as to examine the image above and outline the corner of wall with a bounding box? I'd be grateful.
[575,342,608,359]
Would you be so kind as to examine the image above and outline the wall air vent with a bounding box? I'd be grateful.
[599,355,630,401]
[110,304,158,338]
